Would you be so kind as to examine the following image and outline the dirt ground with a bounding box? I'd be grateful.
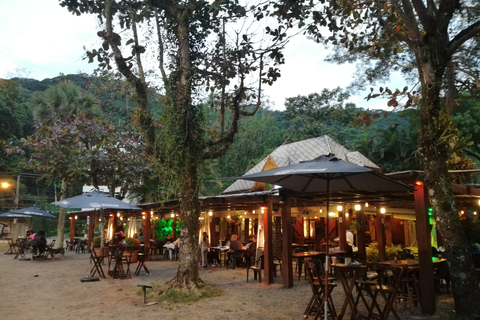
[0,241,456,320]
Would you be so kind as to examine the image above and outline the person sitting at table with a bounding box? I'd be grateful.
[165,234,173,243]
[227,234,244,268]
[243,234,257,265]
[27,230,35,243]
[166,238,180,260]
[112,226,125,244]
[32,230,47,257]
[137,232,145,244]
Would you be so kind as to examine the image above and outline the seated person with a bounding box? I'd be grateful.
[243,235,257,265]
[207,248,221,267]
[32,230,47,256]
[227,234,244,267]
[112,226,125,244]
[27,230,35,243]
[137,232,145,244]
[164,238,179,260]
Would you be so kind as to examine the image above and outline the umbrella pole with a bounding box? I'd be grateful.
[324,179,330,320]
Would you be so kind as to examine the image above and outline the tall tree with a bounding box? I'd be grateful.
[60,0,287,293]
[29,79,100,249]
[273,0,480,315]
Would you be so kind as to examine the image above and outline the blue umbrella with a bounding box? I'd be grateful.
[0,212,32,218]
[7,206,56,218]
[53,191,140,210]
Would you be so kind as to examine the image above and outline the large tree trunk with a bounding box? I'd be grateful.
[417,37,480,316]
[55,179,67,249]
[161,10,205,292]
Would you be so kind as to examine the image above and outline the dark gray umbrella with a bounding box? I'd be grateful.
[0,212,32,218]
[53,191,141,210]
[7,206,56,218]
[240,154,412,320]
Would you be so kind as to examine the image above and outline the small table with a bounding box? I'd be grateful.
[210,246,229,266]
[380,259,419,267]
[292,251,324,281]
[334,263,367,320]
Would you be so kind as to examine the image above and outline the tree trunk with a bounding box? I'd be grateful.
[416,38,480,316]
[55,179,67,249]
[161,10,205,292]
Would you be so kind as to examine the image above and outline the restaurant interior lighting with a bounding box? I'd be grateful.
[117,212,121,217]
[380,207,386,214]
[227,215,231,219]
[170,213,175,218]
[337,205,343,212]
[208,210,213,216]
[354,204,361,211]
[328,212,336,217]
[365,202,369,208]
[1,182,9,188]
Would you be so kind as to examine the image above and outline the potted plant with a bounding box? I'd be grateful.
[125,237,140,262]
[93,236,108,257]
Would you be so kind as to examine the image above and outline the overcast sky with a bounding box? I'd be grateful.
[0,0,401,111]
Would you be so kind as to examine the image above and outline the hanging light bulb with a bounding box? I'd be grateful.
[355,204,361,211]
[337,205,343,212]
[365,202,369,208]
[380,207,386,214]
[208,210,213,216]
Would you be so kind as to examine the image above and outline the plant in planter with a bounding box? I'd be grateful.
[92,236,108,256]
[125,237,140,262]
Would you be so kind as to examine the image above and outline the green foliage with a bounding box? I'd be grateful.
[92,236,101,248]
[9,112,152,198]
[125,237,140,249]
[159,287,221,303]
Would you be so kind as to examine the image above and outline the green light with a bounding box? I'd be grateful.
[428,207,433,215]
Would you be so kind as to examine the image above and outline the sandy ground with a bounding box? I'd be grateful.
[0,241,455,320]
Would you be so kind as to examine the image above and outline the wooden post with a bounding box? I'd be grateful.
[281,196,293,288]
[263,197,273,284]
[356,209,367,260]
[414,181,435,314]
[144,211,151,245]
[385,216,393,247]
[375,207,386,261]
[88,213,94,249]
[210,216,216,246]
[338,208,347,252]
[69,215,75,243]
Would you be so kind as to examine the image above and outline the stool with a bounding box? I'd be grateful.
[396,267,420,313]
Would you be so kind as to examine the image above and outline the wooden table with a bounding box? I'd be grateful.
[333,263,367,320]
[380,259,419,267]
[292,251,324,281]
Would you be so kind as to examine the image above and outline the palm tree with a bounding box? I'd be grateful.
[29,79,100,249]
[31,79,100,123]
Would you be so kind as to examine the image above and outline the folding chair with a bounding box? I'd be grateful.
[371,265,405,320]
[89,248,106,278]
[5,238,18,255]
[135,244,153,276]
[14,238,28,259]
[41,240,56,260]
[304,261,337,320]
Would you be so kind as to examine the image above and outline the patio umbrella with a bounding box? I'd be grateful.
[53,191,140,282]
[240,154,412,320]
[7,206,56,218]
[53,191,141,210]
[0,212,32,218]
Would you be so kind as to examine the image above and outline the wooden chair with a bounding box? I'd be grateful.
[304,261,337,320]
[5,238,18,255]
[89,248,105,278]
[227,250,244,270]
[40,240,56,260]
[246,255,264,282]
[135,244,153,276]
[370,265,405,320]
